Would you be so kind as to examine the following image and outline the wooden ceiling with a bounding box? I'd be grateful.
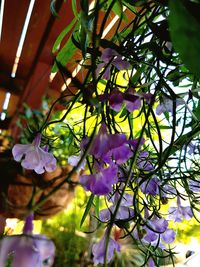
[0,0,135,131]
[0,0,76,129]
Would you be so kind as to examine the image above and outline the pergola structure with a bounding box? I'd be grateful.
[0,0,134,132]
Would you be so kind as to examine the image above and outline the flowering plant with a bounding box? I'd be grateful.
[8,0,200,266]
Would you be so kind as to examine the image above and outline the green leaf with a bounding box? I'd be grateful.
[193,100,200,120]
[80,0,89,13]
[113,0,123,16]
[122,1,138,14]
[124,0,147,6]
[80,11,88,58]
[52,18,77,53]
[131,66,145,85]
[52,37,77,73]
[72,0,79,19]
[108,0,128,22]
[95,196,100,218]
[162,124,200,157]
[80,194,94,227]
[169,0,200,78]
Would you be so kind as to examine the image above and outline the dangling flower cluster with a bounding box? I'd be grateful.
[79,123,144,195]
[168,196,193,222]
[12,133,57,174]
[133,209,176,250]
[99,88,153,113]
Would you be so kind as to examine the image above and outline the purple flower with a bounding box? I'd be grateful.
[109,191,133,206]
[96,48,130,80]
[109,90,124,111]
[123,90,142,112]
[156,96,185,115]
[103,144,132,165]
[109,89,141,112]
[161,229,176,244]
[80,163,118,195]
[135,216,176,248]
[100,192,134,221]
[168,197,193,222]
[148,257,155,267]
[0,214,55,267]
[186,142,196,155]
[128,137,145,150]
[92,233,120,265]
[100,205,134,222]
[90,124,132,164]
[137,151,154,171]
[100,89,153,113]
[161,184,176,198]
[189,177,200,192]
[144,217,168,242]
[12,133,57,174]
[23,213,34,234]
[0,235,55,267]
[139,176,160,196]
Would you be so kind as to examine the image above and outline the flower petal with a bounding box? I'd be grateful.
[21,149,41,170]
[92,234,120,265]
[80,164,118,195]
[12,144,33,161]
[161,229,176,244]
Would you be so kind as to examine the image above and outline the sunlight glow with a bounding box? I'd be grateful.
[0,0,5,41]
[0,92,11,120]
[11,0,35,78]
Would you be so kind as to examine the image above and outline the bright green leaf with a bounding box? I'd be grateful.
[80,194,94,227]
[72,0,79,19]
[52,18,77,53]
[52,37,77,73]
[95,196,100,218]
[169,0,200,78]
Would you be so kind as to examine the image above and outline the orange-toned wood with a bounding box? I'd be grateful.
[0,0,30,76]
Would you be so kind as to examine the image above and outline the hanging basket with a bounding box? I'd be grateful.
[0,151,79,219]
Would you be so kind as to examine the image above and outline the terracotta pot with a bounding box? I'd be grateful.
[0,153,79,219]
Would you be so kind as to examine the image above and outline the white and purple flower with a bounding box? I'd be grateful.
[12,133,57,174]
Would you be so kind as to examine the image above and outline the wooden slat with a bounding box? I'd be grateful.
[0,0,29,76]
[16,0,52,79]
[0,89,6,113]
[7,94,19,117]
